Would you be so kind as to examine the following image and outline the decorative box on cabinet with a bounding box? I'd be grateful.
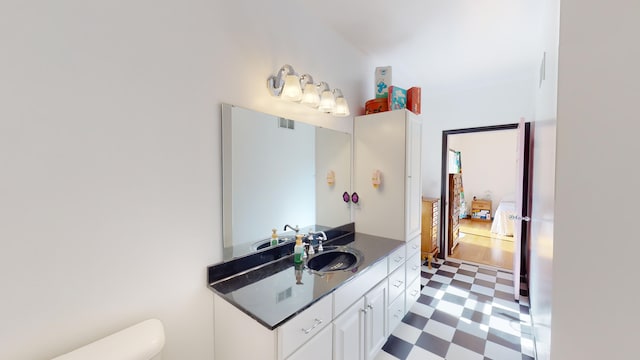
[471,199,492,221]
[421,197,439,268]
[448,174,462,255]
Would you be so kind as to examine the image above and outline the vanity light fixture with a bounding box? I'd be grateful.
[332,89,350,116]
[317,81,336,113]
[267,64,298,99]
[267,64,350,117]
[300,74,320,108]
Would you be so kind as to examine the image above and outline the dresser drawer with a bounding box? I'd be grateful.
[388,292,405,334]
[388,245,406,273]
[388,263,406,303]
[279,294,333,359]
[406,236,420,258]
[405,276,421,311]
[333,257,387,317]
[406,252,422,285]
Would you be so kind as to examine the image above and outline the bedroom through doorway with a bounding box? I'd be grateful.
[439,124,529,272]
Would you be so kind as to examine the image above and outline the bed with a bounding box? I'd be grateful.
[491,200,516,236]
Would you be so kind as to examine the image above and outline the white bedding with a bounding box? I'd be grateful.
[491,201,516,236]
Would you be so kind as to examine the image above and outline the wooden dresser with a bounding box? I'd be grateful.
[448,174,462,255]
[421,197,439,268]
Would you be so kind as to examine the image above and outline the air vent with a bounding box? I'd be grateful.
[276,287,292,303]
[278,118,295,130]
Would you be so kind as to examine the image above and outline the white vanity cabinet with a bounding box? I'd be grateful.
[333,280,387,360]
[354,109,422,242]
[333,297,364,360]
[287,325,333,360]
[213,251,395,360]
[364,280,388,360]
[213,292,333,360]
[405,236,423,312]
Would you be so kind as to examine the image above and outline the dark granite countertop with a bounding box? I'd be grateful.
[208,232,403,330]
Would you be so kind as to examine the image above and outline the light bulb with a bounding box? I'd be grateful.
[333,96,350,116]
[301,83,320,108]
[281,74,302,101]
[318,89,335,113]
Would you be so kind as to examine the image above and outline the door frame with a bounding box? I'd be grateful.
[438,123,531,278]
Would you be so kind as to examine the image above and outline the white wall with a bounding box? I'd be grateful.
[552,0,639,359]
[421,77,536,198]
[448,130,518,216]
[0,1,370,359]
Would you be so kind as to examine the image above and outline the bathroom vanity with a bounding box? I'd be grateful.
[210,107,424,359]
[208,226,421,360]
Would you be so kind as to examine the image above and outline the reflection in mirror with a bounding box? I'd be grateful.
[221,104,352,260]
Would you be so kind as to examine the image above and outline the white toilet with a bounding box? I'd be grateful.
[51,319,165,360]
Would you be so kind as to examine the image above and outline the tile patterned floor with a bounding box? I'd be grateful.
[376,259,535,360]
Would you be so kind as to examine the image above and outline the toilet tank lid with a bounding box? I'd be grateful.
[51,319,165,360]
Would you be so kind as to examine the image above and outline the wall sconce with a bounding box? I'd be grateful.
[267,64,350,117]
[326,170,335,186]
[371,170,382,189]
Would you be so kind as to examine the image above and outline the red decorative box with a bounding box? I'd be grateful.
[365,98,389,114]
[407,87,421,114]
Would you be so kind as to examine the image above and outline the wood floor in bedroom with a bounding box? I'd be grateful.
[449,218,514,270]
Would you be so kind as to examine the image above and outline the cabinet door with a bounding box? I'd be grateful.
[354,110,406,240]
[365,281,388,360]
[287,325,332,360]
[405,112,422,240]
[333,298,365,360]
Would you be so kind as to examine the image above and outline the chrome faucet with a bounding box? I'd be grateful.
[283,224,300,233]
[314,231,328,241]
[309,231,327,252]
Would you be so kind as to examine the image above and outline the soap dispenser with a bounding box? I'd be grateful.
[271,228,279,246]
[293,234,304,264]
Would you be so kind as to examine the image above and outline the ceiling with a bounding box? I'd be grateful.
[303,0,545,93]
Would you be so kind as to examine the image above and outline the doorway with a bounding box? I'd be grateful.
[438,124,531,276]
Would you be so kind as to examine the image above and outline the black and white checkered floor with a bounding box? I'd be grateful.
[376,259,535,360]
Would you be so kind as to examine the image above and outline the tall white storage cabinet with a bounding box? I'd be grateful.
[354,109,422,243]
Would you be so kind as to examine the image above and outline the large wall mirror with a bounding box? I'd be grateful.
[221,104,352,260]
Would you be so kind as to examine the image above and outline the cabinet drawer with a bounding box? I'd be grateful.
[406,236,420,258]
[406,252,422,285]
[333,258,387,317]
[405,276,421,311]
[388,263,406,303]
[286,324,333,360]
[388,245,406,273]
[280,294,333,359]
[388,292,405,334]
